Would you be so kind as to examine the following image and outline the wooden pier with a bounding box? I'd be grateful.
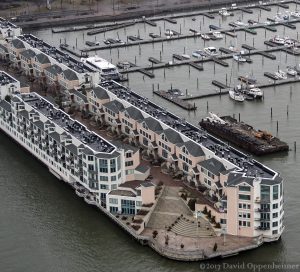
[153,90,196,110]
[148,57,161,64]
[87,22,136,35]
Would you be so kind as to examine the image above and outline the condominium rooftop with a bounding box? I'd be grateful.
[0,17,19,29]
[18,93,116,154]
[17,34,95,74]
[0,71,18,86]
[99,80,277,180]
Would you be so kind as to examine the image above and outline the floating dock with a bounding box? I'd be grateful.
[200,116,289,156]
[153,90,197,110]
[59,44,88,58]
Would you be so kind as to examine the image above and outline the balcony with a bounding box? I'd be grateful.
[255,208,270,212]
[254,217,270,222]
[255,226,270,231]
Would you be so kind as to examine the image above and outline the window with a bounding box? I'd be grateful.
[273,212,278,218]
[273,221,278,227]
[273,185,279,200]
[111,184,117,190]
[162,149,168,159]
[111,176,116,181]
[109,198,118,204]
[239,203,242,209]
[239,185,251,192]
[273,203,278,209]
[126,152,132,158]
[239,194,251,201]
[88,164,94,171]
[100,176,108,182]
[272,230,278,235]
[88,155,93,161]
[220,219,227,224]
[110,159,116,173]
[110,206,118,213]
[136,201,142,207]
[100,184,109,190]
[125,161,133,167]
[99,159,108,173]
[125,169,134,175]
[261,185,270,203]
[183,163,189,172]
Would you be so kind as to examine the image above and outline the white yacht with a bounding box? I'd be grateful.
[165,29,174,37]
[233,54,247,63]
[286,66,297,76]
[234,20,248,27]
[290,11,300,18]
[200,33,210,40]
[236,84,263,99]
[181,54,191,60]
[229,89,245,102]
[192,50,206,58]
[274,70,288,80]
[203,47,218,56]
[211,31,223,39]
[81,55,120,80]
[270,36,285,45]
[219,7,231,17]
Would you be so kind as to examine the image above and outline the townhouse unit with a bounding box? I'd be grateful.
[84,80,284,242]
[0,91,154,216]
[0,71,21,100]
[0,17,21,41]
[5,34,99,90]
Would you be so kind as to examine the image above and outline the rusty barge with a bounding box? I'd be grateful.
[199,114,289,156]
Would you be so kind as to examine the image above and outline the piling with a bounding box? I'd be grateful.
[295,141,297,152]
[270,107,273,119]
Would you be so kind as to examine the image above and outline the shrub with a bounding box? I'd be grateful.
[187,198,196,211]
[132,225,140,231]
[4,95,11,103]
[133,219,143,224]
[158,181,164,186]
[116,215,119,218]
[181,193,187,201]
[137,209,149,216]
[152,230,158,238]
[213,243,218,252]
[121,216,127,220]
[207,210,211,219]
[215,222,221,228]
[180,244,184,249]
[203,206,208,214]
[211,216,216,224]
[126,222,130,225]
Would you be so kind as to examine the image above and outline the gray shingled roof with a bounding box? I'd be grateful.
[92,87,110,100]
[19,49,36,59]
[227,172,254,187]
[124,106,143,121]
[143,117,163,132]
[163,128,184,144]
[44,64,62,76]
[103,100,124,114]
[0,44,8,53]
[36,53,50,64]
[63,69,79,81]
[11,39,25,49]
[178,140,205,157]
[199,157,226,176]
[49,131,61,142]
[0,100,11,112]
[18,110,29,119]
[135,164,150,173]
[33,120,44,130]
[65,143,78,155]
[73,90,88,103]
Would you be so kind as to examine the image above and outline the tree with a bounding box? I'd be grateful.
[207,210,211,219]
[203,206,208,214]
[187,198,196,211]
[4,95,11,103]
[213,243,218,252]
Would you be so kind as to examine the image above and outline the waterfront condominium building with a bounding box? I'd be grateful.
[0,91,155,216]
[3,34,99,90]
[82,80,284,242]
